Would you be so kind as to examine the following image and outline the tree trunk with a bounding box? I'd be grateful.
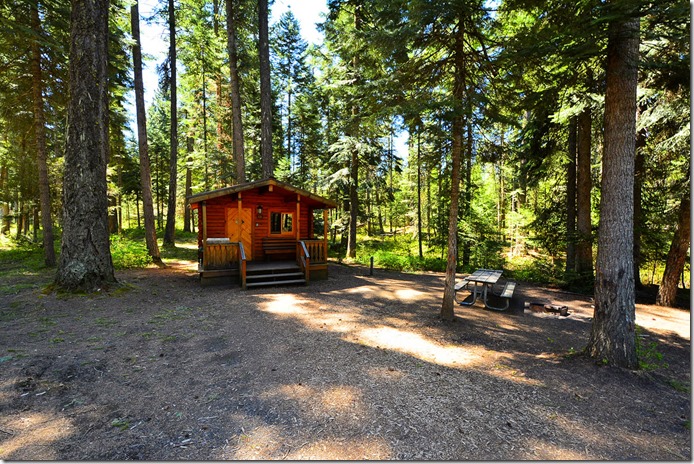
[258,0,273,179]
[346,136,359,258]
[1,165,9,234]
[633,106,647,289]
[30,1,56,267]
[461,121,472,267]
[163,0,178,246]
[565,116,577,274]
[417,126,423,259]
[575,89,593,279]
[225,0,245,184]
[56,0,115,291]
[587,14,639,369]
[183,136,193,233]
[131,1,161,263]
[441,22,464,321]
[656,193,690,307]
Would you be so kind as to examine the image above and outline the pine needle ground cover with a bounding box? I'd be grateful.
[0,242,690,460]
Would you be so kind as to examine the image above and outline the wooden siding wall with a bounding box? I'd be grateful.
[202,191,315,260]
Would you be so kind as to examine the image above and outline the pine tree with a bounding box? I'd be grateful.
[56,0,115,292]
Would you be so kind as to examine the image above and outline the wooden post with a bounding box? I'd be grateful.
[296,195,300,240]
[202,201,207,241]
[237,192,242,241]
[202,201,207,269]
[323,209,329,263]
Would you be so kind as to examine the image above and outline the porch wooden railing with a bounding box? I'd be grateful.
[203,239,238,270]
[238,241,247,289]
[203,238,246,288]
[297,240,310,283]
[302,239,327,264]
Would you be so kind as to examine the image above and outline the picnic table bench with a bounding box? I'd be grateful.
[455,269,516,311]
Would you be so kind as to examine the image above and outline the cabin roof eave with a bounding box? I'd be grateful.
[186,177,338,209]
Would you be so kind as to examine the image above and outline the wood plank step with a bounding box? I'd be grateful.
[199,268,238,277]
[246,272,304,281]
[246,279,306,288]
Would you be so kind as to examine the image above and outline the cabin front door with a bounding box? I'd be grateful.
[226,207,253,260]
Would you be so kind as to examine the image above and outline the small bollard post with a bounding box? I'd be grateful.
[369,256,374,276]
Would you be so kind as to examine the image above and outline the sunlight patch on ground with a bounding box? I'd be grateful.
[0,412,73,459]
[231,425,283,459]
[260,294,312,316]
[522,437,593,460]
[259,295,361,333]
[356,326,481,368]
[286,437,391,460]
[635,303,690,340]
[340,280,435,303]
[264,384,366,417]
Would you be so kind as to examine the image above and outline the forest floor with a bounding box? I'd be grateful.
[0,250,690,460]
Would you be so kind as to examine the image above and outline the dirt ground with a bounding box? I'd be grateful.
[0,257,690,460]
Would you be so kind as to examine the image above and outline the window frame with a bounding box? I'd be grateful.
[269,211,294,236]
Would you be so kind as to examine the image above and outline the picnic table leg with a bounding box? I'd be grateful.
[455,283,478,306]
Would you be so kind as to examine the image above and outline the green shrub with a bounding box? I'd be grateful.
[110,235,151,269]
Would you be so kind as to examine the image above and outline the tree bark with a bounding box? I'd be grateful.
[183,136,193,233]
[0,165,9,234]
[225,0,245,184]
[575,89,593,279]
[417,126,423,259]
[56,0,115,291]
[258,0,274,179]
[163,0,178,246]
[587,14,639,369]
[461,121,472,267]
[441,22,465,321]
[30,1,56,267]
[633,106,647,289]
[131,2,161,263]
[656,193,690,307]
[565,117,577,274]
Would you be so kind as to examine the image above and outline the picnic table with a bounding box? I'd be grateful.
[454,269,516,311]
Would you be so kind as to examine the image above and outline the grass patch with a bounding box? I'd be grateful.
[351,236,447,273]
[636,326,668,370]
[94,317,118,328]
[668,379,690,394]
[149,307,193,325]
[0,309,23,322]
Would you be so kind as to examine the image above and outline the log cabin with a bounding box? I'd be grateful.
[186,177,338,288]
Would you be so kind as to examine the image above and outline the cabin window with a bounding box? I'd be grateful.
[270,212,293,234]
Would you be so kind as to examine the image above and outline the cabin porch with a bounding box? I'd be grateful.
[197,238,329,288]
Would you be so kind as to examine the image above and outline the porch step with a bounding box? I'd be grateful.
[246,271,305,282]
[246,278,306,288]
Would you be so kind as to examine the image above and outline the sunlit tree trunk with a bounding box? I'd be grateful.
[225,0,245,183]
[656,192,690,307]
[163,0,178,246]
[575,84,593,280]
[441,21,465,321]
[183,136,193,233]
[565,117,577,274]
[258,0,273,179]
[30,1,56,267]
[56,0,115,291]
[588,13,639,369]
[131,1,161,263]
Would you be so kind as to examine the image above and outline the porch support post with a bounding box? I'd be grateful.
[296,195,301,240]
[202,201,208,269]
[202,201,207,242]
[237,192,242,242]
[323,209,328,263]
